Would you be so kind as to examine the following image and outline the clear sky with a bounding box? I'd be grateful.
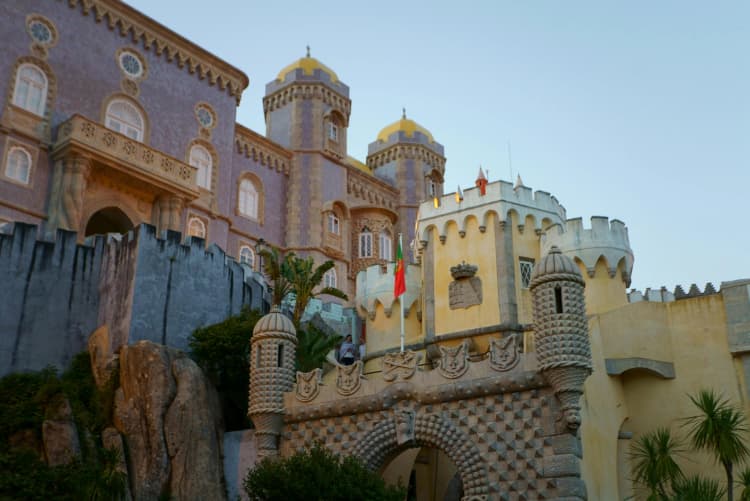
[129,0,748,292]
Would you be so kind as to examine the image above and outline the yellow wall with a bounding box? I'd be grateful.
[431,218,499,335]
[577,258,629,316]
[512,213,542,325]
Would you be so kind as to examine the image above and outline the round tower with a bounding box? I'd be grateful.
[367,110,445,261]
[248,306,297,459]
[530,246,592,431]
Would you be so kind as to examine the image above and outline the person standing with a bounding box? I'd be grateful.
[339,335,356,366]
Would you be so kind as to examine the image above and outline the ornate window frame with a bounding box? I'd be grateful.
[379,231,393,261]
[236,172,264,224]
[194,102,218,130]
[519,257,535,289]
[115,47,148,81]
[187,141,217,191]
[1,137,38,188]
[324,267,337,288]
[26,14,58,48]
[186,214,208,240]
[101,94,149,144]
[11,62,49,117]
[359,228,373,258]
[239,244,255,269]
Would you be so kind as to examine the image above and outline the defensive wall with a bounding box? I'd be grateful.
[0,222,269,375]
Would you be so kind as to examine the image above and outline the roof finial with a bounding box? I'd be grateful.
[402,107,406,119]
[306,45,310,58]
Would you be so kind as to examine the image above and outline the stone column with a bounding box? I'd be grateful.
[47,154,92,234]
[152,194,184,234]
[495,219,518,325]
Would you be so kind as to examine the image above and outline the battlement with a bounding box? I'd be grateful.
[628,282,719,303]
[416,180,567,243]
[541,216,633,285]
[356,263,420,320]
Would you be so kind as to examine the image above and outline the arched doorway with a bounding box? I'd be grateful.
[84,206,133,237]
[381,447,462,501]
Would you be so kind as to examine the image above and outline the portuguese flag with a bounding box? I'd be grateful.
[394,235,406,298]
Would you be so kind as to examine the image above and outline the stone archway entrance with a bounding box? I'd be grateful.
[382,447,462,501]
[84,206,133,237]
[351,411,488,500]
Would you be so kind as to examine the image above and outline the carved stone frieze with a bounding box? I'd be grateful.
[295,368,322,402]
[336,361,363,396]
[382,351,421,382]
[367,144,445,176]
[235,127,292,175]
[395,409,416,445]
[437,340,470,379]
[263,83,351,119]
[489,333,521,372]
[449,277,482,310]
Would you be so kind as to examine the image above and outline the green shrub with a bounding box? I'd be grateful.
[244,443,405,501]
[190,307,262,430]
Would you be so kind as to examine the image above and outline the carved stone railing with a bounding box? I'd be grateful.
[53,114,199,198]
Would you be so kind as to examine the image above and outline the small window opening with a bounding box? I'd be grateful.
[554,286,563,314]
[256,346,262,368]
[277,344,284,367]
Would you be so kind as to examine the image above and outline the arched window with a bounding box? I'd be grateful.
[239,245,255,268]
[359,228,373,258]
[13,64,48,116]
[238,179,259,220]
[187,217,206,238]
[105,99,144,141]
[379,232,392,261]
[189,144,212,190]
[5,147,32,184]
[324,268,337,289]
[327,213,340,235]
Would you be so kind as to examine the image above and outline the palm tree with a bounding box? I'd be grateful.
[295,324,341,372]
[684,389,750,501]
[672,475,726,501]
[630,427,684,500]
[258,247,295,307]
[738,468,750,501]
[286,256,348,326]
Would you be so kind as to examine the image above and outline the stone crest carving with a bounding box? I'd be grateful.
[395,410,416,445]
[489,333,520,372]
[336,361,363,396]
[437,340,470,379]
[382,350,421,382]
[295,368,322,402]
[449,262,482,310]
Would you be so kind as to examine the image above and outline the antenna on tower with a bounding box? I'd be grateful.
[507,142,513,182]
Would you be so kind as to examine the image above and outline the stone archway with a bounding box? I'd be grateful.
[84,206,133,237]
[352,411,489,500]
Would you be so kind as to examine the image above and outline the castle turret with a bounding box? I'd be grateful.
[367,111,445,261]
[248,307,297,459]
[530,246,592,431]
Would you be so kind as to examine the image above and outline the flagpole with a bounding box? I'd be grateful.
[399,233,405,353]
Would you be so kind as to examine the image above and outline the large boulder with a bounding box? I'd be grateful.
[112,340,225,500]
[88,325,118,389]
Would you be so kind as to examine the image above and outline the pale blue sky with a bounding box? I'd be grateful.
[129,0,748,291]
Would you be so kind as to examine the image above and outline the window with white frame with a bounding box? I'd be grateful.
[5,147,32,184]
[323,268,337,288]
[189,144,212,190]
[239,245,255,268]
[105,99,144,141]
[427,178,437,197]
[327,122,338,141]
[238,179,259,219]
[379,232,392,261]
[359,229,373,258]
[327,213,340,235]
[519,258,535,288]
[13,64,47,116]
[187,217,206,239]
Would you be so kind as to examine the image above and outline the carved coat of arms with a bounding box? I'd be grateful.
[382,350,421,382]
[295,368,322,402]
[336,360,363,396]
[437,340,470,379]
[489,333,520,372]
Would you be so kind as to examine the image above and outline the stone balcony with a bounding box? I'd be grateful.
[52,114,199,199]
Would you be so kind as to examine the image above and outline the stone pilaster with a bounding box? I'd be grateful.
[495,219,518,325]
[152,194,184,234]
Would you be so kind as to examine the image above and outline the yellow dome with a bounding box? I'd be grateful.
[376,114,434,143]
[276,55,339,83]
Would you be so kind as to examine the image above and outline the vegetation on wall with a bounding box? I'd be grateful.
[0,353,126,501]
[243,443,405,501]
[630,389,750,501]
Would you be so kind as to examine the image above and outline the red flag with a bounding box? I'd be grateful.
[393,237,406,298]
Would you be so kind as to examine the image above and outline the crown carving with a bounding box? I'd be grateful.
[450,261,477,280]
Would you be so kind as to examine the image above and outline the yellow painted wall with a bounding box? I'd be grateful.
[577,259,629,316]
[512,213,542,325]
[431,218,500,335]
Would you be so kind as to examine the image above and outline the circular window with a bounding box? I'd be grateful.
[26,15,56,46]
[118,50,144,79]
[195,104,216,129]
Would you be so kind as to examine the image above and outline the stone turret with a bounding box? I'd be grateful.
[248,306,297,459]
[530,246,592,431]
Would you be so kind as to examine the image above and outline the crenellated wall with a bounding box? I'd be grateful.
[0,222,267,375]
